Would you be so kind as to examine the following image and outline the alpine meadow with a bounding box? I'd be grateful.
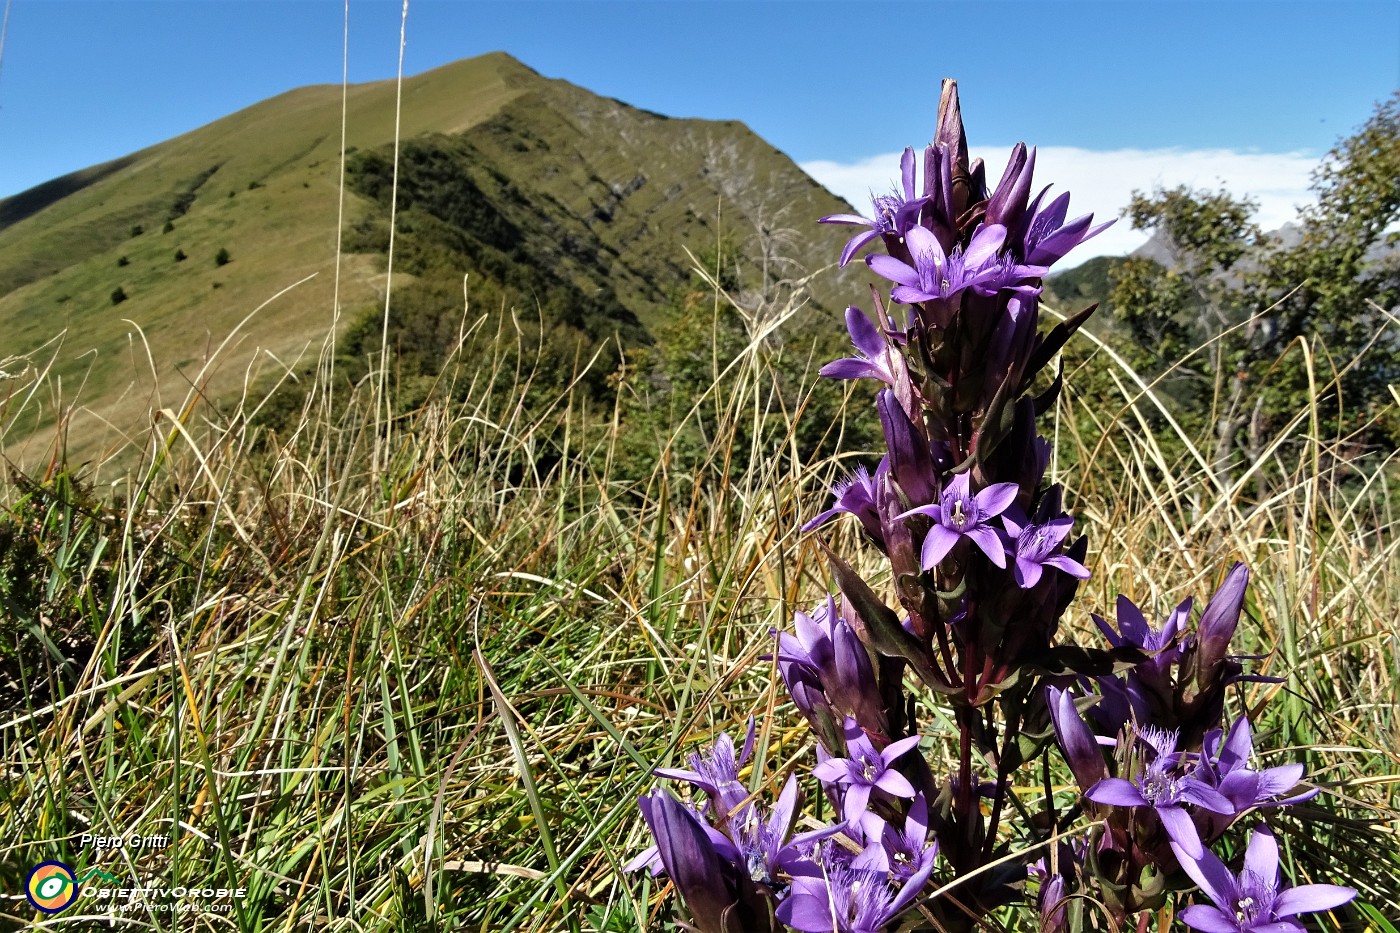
[1,37,1398,933]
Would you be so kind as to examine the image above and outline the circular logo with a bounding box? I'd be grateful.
[26,861,79,914]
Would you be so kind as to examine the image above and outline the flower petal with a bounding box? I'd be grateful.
[1274,884,1358,917]
[852,840,890,871]
[974,481,1020,517]
[1171,840,1238,910]
[767,773,799,842]
[904,225,946,270]
[900,147,916,199]
[799,506,841,533]
[845,305,886,359]
[891,284,936,304]
[1178,905,1240,933]
[1085,778,1147,807]
[1244,823,1281,885]
[842,782,872,822]
[1157,804,1204,860]
[820,358,883,381]
[868,253,921,288]
[1115,594,1150,647]
[875,769,916,798]
[622,843,661,874]
[882,734,923,762]
[1044,555,1091,579]
[1180,780,1235,814]
[1255,763,1306,800]
[839,229,881,267]
[777,892,840,932]
[1014,556,1043,589]
[904,793,930,845]
[921,524,960,569]
[963,223,1008,269]
[965,525,1007,568]
[653,767,707,787]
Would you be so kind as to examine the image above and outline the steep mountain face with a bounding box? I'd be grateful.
[0,52,858,467]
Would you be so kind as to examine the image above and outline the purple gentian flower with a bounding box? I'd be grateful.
[1094,594,1190,657]
[1020,188,1113,267]
[1003,514,1090,588]
[1198,717,1319,814]
[777,858,935,933]
[851,793,938,882]
[866,223,1007,305]
[730,773,803,885]
[819,147,927,267]
[821,306,901,385]
[802,459,886,542]
[812,718,921,824]
[1085,725,1233,859]
[654,717,755,826]
[1175,825,1355,933]
[1090,593,1192,733]
[897,472,1018,569]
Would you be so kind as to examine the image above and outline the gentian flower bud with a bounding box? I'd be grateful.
[986,143,1036,231]
[777,595,887,737]
[1046,685,1110,795]
[634,788,777,933]
[1190,562,1250,689]
[877,390,938,506]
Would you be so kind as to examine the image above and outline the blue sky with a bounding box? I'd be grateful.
[1,1,1397,260]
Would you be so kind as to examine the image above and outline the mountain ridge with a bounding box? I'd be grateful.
[0,52,857,469]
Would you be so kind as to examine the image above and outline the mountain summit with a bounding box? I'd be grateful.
[0,52,855,466]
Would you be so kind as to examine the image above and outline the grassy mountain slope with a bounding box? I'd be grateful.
[0,52,857,469]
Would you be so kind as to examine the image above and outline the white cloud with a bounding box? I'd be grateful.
[799,146,1320,268]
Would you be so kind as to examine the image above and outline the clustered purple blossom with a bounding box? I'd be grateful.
[627,81,1355,932]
